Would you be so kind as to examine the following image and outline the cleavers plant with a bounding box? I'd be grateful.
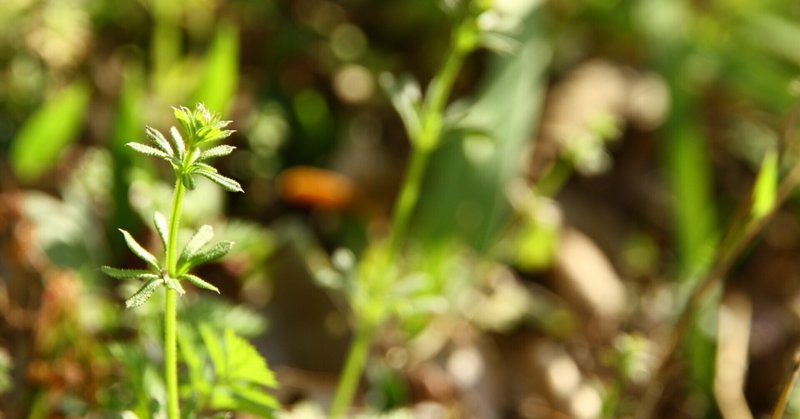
[101,104,242,418]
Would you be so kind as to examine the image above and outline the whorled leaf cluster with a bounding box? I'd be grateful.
[102,103,239,308]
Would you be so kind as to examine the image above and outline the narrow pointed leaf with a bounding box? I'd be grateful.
[196,170,243,193]
[752,147,778,220]
[145,126,174,157]
[194,162,217,173]
[126,142,171,160]
[179,225,215,264]
[170,126,186,161]
[153,211,169,249]
[180,241,234,272]
[125,277,164,309]
[199,145,235,161]
[182,172,196,190]
[174,106,193,137]
[181,273,220,294]
[100,266,159,281]
[163,272,186,296]
[118,229,160,270]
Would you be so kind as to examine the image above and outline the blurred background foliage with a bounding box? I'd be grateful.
[2,0,800,417]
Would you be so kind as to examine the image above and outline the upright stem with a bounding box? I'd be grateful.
[329,325,373,418]
[164,178,185,419]
[328,19,475,417]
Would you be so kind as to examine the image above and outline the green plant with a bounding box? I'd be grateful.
[101,104,266,418]
[326,1,518,415]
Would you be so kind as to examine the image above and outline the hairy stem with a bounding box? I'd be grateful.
[165,178,185,419]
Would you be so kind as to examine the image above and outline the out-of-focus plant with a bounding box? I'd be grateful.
[100,104,275,418]
[325,0,540,415]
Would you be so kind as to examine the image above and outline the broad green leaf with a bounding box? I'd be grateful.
[179,225,215,263]
[199,323,226,375]
[181,273,220,294]
[100,266,159,281]
[125,277,164,309]
[119,229,161,270]
[179,241,234,273]
[751,147,778,220]
[145,126,174,157]
[199,145,235,161]
[224,328,277,387]
[126,142,171,160]
[153,211,169,249]
[10,81,90,182]
[196,170,243,193]
[193,23,239,114]
[170,126,186,161]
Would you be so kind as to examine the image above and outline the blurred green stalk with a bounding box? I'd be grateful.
[329,15,477,418]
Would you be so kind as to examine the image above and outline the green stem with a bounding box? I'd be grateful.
[329,19,476,417]
[329,325,373,418]
[165,178,185,419]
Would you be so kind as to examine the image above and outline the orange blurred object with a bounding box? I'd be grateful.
[278,166,355,210]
